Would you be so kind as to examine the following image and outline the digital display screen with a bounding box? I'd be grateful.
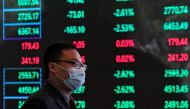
[0,0,190,109]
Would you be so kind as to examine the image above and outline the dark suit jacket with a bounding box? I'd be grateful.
[21,81,76,109]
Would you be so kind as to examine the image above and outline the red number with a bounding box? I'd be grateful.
[81,56,86,63]
[168,38,188,46]
[21,57,40,65]
[21,42,40,50]
[168,53,188,62]
[116,39,135,48]
[116,54,135,63]
[72,41,85,49]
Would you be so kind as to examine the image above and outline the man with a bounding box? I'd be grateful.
[22,43,87,109]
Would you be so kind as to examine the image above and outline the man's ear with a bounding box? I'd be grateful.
[48,62,57,74]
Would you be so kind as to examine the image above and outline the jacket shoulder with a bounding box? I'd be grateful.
[22,88,55,109]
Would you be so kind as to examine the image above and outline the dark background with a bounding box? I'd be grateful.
[1,0,190,109]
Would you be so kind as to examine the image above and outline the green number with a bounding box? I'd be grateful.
[67,0,85,4]
[18,101,25,108]
[18,0,39,6]
[18,86,39,94]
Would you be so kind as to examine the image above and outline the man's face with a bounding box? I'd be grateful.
[49,49,82,81]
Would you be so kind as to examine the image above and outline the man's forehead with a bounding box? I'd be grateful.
[60,49,82,61]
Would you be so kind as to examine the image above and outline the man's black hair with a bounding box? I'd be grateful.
[43,43,76,79]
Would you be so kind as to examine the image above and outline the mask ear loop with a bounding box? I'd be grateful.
[51,62,68,71]
[49,62,70,80]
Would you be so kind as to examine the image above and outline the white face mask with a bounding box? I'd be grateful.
[52,63,86,90]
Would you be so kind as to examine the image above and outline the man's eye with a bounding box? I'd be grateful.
[70,62,76,65]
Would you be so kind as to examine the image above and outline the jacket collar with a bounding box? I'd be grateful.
[43,81,70,109]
